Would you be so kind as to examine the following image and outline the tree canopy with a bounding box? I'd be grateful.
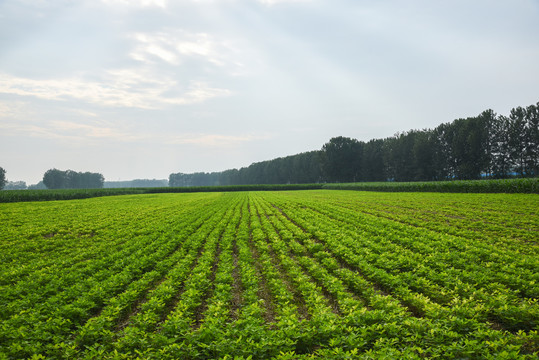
[322,102,538,182]
[43,169,104,189]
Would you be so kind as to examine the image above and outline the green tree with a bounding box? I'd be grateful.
[28,181,47,190]
[362,139,385,181]
[432,122,455,179]
[43,169,68,189]
[448,116,490,180]
[0,167,6,190]
[321,136,363,182]
[412,130,437,181]
[478,109,497,177]
[82,172,105,188]
[524,103,539,176]
[4,181,27,190]
[291,151,323,183]
[43,169,104,189]
[491,115,512,178]
[385,130,437,181]
[508,107,527,176]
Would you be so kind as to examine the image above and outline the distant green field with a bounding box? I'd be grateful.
[1,191,537,359]
[1,178,538,203]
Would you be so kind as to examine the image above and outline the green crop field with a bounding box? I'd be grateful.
[0,190,538,359]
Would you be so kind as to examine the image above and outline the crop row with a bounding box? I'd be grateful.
[323,177,539,194]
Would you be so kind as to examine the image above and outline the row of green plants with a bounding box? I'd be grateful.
[0,191,537,358]
[0,193,226,358]
[323,177,539,193]
[0,184,323,203]
[324,191,537,247]
[74,197,238,355]
[1,178,537,203]
[253,193,537,356]
[267,192,537,331]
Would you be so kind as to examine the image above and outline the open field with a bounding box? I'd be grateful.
[0,190,538,359]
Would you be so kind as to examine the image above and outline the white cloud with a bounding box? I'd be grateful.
[100,0,167,8]
[0,71,231,109]
[49,120,124,139]
[167,133,272,146]
[175,81,232,104]
[258,0,312,5]
[0,117,266,149]
[69,109,99,117]
[0,101,25,118]
[14,0,76,8]
[0,122,72,141]
[129,30,237,68]
[0,118,132,142]
[99,0,242,9]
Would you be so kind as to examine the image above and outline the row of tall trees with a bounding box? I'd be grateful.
[221,151,323,185]
[320,103,538,182]
[42,169,104,189]
[170,101,538,186]
[383,105,536,181]
[169,172,221,187]
[169,151,323,187]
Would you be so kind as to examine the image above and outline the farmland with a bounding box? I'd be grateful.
[0,190,538,359]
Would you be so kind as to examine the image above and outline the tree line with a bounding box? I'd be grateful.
[42,169,104,189]
[169,151,323,187]
[0,168,105,190]
[170,101,538,186]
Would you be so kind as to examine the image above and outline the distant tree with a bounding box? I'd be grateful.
[432,122,455,179]
[489,115,511,178]
[382,136,398,181]
[28,181,47,190]
[81,172,104,188]
[169,172,214,187]
[4,181,27,190]
[477,109,497,177]
[219,169,239,186]
[171,150,323,187]
[524,103,539,176]
[0,167,6,190]
[66,170,81,188]
[169,173,182,187]
[411,130,437,181]
[321,136,363,182]
[446,116,489,180]
[43,169,67,189]
[384,131,431,182]
[291,151,323,183]
[43,169,104,189]
[362,139,385,181]
[508,107,528,176]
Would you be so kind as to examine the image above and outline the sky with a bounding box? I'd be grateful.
[1,0,538,185]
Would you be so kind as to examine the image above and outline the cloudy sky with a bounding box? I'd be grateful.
[1,0,538,184]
